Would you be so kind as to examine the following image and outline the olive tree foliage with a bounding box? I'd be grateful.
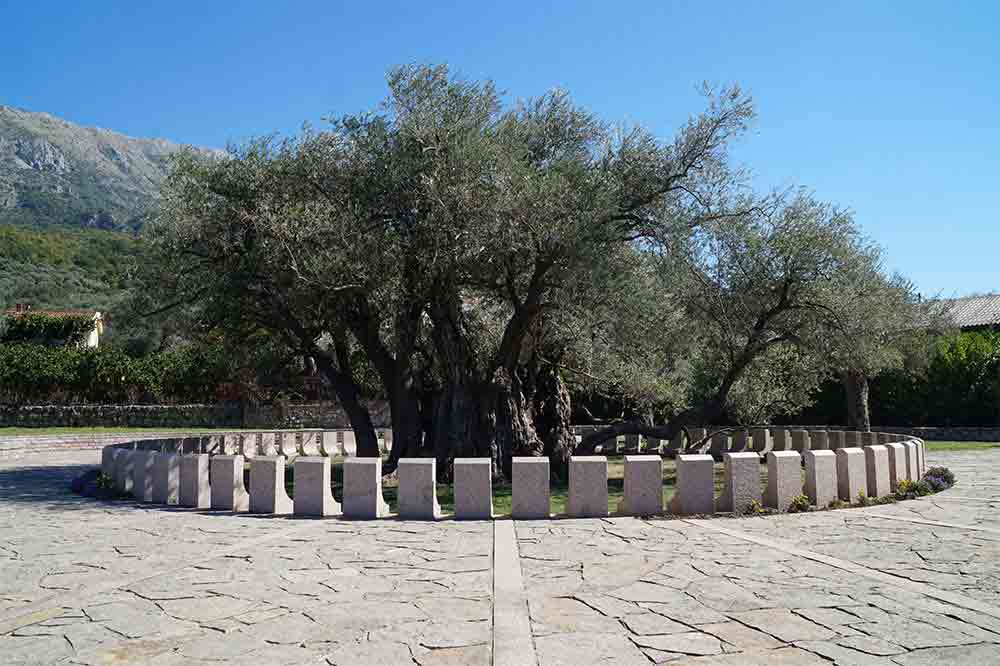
[144,64,755,476]
[578,190,921,452]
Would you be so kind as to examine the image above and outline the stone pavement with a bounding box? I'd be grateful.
[1,448,999,665]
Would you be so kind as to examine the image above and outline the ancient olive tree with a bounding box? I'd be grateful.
[578,191,921,451]
[146,64,754,476]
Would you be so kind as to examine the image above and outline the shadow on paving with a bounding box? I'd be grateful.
[0,463,102,509]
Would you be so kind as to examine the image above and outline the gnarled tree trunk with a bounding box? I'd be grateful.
[841,368,871,431]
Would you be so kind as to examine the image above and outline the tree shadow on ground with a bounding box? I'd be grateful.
[0,462,103,509]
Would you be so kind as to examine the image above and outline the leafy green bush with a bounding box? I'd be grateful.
[856,490,869,506]
[0,342,229,405]
[827,498,846,509]
[894,478,933,500]
[787,494,811,513]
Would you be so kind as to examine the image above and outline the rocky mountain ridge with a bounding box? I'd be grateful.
[0,105,222,231]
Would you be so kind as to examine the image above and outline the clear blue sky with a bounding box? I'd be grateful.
[3,2,997,297]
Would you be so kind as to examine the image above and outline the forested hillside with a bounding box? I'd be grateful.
[0,105,219,310]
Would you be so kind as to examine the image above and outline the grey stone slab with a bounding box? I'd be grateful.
[178,452,211,508]
[397,458,441,520]
[568,456,608,518]
[886,443,907,489]
[249,455,293,514]
[342,456,389,518]
[210,454,249,512]
[751,427,771,454]
[622,455,663,516]
[837,447,866,501]
[512,456,550,519]
[721,452,761,514]
[771,429,791,452]
[828,430,846,451]
[904,441,919,481]
[292,456,341,517]
[151,452,180,504]
[810,430,829,451]
[766,450,802,512]
[790,430,811,453]
[674,454,715,515]
[864,445,891,498]
[804,449,837,507]
[131,449,155,502]
[454,458,493,519]
[728,608,836,642]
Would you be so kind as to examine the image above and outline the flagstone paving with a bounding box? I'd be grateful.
[1,447,999,664]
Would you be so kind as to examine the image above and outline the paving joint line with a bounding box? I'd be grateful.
[492,519,538,666]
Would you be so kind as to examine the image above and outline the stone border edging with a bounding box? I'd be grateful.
[90,429,932,522]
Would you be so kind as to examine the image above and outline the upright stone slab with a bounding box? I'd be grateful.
[341,430,357,456]
[804,450,837,507]
[223,433,240,454]
[293,456,341,517]
[623,434,641,454]
[645,435,662,454]
[708,432,730,459]
[765,451,801,512]
[674,454,715,515]
[454,458,493,519]
[827,430,846,451]
[860,432,878,447]
[790,430,811,453]
[621,455,663,516]
[152,453,180,504]
[259,432,278,456]
[101,446,117,477]
[512,457,550,519]
[397,458,441,520]
[864,445,891,498]
[751,428,770,454]
[210,455,250,512]
[731,431,750,452]
[809,431,829,451]
[843,431,861,448]
[877,432,891,445]
[342,457,389,518]
[179,454,211,508]
[114,449,135,493]
[836,448,866,501]
[770,429,791,452]
[380,429,394,454]
[904,441,919,482]
[276,432,296,457]
[132,450,155,502]
[916,439,926,477]
[568,456,608,518]
[297,431,322,456]
[239,432,259,459]
[886,442,907,488]
[249,456,293,515]
[721,452,761,514]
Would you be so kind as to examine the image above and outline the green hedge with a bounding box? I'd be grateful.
[792,330,1000,427]
[0,343,229,405]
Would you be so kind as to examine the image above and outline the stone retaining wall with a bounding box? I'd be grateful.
[96,429,930,521]
[0,401,391,429]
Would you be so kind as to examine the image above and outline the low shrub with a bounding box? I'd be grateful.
[788,494,811,513]
[856,490,869,507]
[894,478,933,500]
[923,466,955,492]
[828,499,846,509]
[748,499,766,515]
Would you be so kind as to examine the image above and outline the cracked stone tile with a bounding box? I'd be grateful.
[728,609,837,643]
[698,620,785,651]
[889,642,1000,665]
[621,611,693,636]
[630,631,724,656]
[324,638,417,665]
[534,631,652,665]
[667,646,830,664]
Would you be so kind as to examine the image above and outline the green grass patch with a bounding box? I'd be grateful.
[924,440,1000,452]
